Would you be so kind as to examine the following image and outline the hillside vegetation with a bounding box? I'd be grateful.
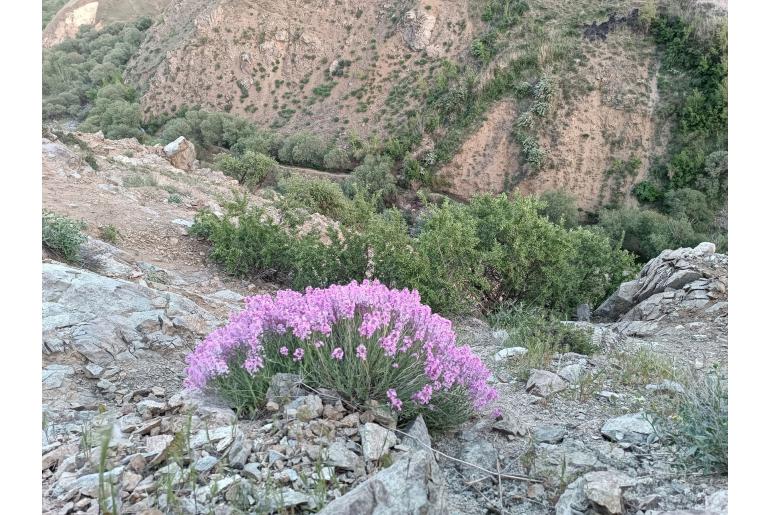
[41,0,728,289]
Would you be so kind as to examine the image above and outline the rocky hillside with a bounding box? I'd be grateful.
[116,0,682,211]
[41,133,727,514]
[43,0,172,47]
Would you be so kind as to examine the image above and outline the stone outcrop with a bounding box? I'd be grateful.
[595,243,727,322]
[162,136,196,170]
[42,262,218,365]
[316,449,447,515]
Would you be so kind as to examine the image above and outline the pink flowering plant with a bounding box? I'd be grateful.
[185,280,497,428]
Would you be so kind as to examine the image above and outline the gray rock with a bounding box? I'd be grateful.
[254,488,314,511]
[80,237,138,279]
[403,414,431,452]
[285,395,323,421]
[664,269,702,290]
[494,346,528,361]
[194,456,218,473]
[42,263,217,366]
[595,279,640,320]
[557,363,584,383]
[646,380,686,395]
[534,425,566,444]
[556,470,634,515]
[491,417,528,437]
[42,364,75,390]
[84,363,104,379]
[705,489,728,513]
[316,449,445,514]
[227,430,252,468]
[327,441,361,471]
[693,242,716,256]
[163,136,196,170]
[582,470,635,514]
[242,462,261,480]
[601,413,656,444]
[459,439,497,482]
[526,369,567,397]
[360,423,398,461]
[531,439,599,479]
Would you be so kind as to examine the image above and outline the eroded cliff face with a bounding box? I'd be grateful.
[125,0,476,137]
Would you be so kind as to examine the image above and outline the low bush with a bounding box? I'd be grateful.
[537,189,579,228]
[215,150,277,189]
[193,193,634,316]
[323,147,353,171]
[276,175,352,221]
[42,211,87,262]
[278,133,328,169]
[656,368,728,475]
[345,154,397,208]
[596,206,721,262]
[185,280,498,428]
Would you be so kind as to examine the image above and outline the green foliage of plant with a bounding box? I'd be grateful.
[42,19,151,125]
[323,147,353,171]
[662,188,715,232]
[277,175,352,222]
[43,211,87,262]
[489,303,596,378]
[193,192,634,316]
[345,154,398,208]
[537,189,579,228]
[278,132,329,168]
[633,180,664,203]
[515,132,547,169]
[651,13,727,199]
[658,369,728,475]
[99,225,120,244]
[596,206,716,262]
[215,150,277,189]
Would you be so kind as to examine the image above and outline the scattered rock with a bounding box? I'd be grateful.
[533,425,566,444]
[459,440,497,482]
[327,441,361,471]
[557,363,585,383]
[601,413,656,445]
[494,346,528,361]
[526,369,568,397]
[402,415,431,452]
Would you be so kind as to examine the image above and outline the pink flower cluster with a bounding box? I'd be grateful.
[185,280,498,410]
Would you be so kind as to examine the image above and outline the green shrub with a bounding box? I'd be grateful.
[663,188,715,232]
[596,207,703,261]
[345,154,397,207]
[323,147,353,171]
[215,151,277,189]
[656,369,728,475]
[43,211,87,262]
[633,180,664,203]
[537,189,579,228]
[277,175,352,221]
[99,225,120,244]
[278,133,328,168]
[193,192,634,316]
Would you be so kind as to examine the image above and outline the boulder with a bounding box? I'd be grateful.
[556,470,634,515]
[601,413,656,444]
[526,369,567,397]
[163,136,196,170]
[359,423,398,461]
[594,279,640,320]
[42,263,217,366]
[402,9,436,51]
[402,415,431,452]
[316,449,446,514]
